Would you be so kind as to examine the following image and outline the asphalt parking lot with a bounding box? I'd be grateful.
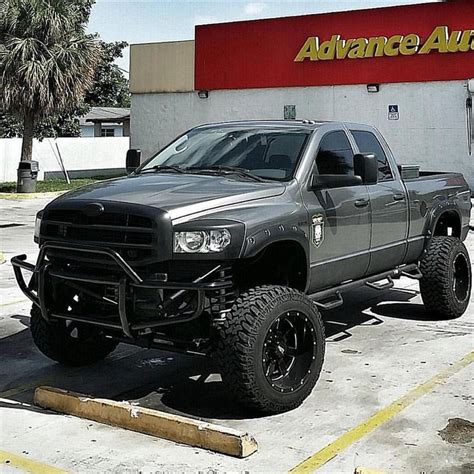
[0,195,473,473]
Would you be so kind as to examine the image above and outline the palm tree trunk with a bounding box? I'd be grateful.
[20,113,35,161]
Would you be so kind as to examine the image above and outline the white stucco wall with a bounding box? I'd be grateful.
[0,137,130,182]
[131,80,473,189]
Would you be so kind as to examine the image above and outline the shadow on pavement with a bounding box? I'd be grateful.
[1,284,449,422]
[372,301,432,320]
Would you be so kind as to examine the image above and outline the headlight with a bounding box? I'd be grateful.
[174,229,231,253]
[34,211,43,241]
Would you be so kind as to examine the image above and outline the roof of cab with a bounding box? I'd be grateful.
[194,119,332,130]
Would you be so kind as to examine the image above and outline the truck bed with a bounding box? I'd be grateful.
[402,171,471,260]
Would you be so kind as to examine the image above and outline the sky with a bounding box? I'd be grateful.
[87,0,441,74]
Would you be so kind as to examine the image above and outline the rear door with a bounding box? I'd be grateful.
[349,128,409,274]
[302,128,371,291]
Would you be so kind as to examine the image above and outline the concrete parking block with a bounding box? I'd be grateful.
[34,386,258,458]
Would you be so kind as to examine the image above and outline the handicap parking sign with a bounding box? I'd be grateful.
[388,104,399,120]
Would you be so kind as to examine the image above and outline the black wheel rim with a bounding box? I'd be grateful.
[262,311,318,393]
[453,253,469,303]
[63,319,96,341]
[62,297,97,341]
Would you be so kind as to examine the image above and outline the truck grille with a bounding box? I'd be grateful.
[42,209,154,263]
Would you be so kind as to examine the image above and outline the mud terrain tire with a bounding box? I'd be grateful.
[217,285,325,414]
[30,305,118,366]
[420,236,471,319]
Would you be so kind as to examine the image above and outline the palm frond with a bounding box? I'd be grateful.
[0,0,99,120]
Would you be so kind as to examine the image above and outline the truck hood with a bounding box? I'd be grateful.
[54,173,286,220]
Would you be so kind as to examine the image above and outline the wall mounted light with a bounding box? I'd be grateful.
[468,79,474,94]
[198,90,209,99]
[367,84,380,93]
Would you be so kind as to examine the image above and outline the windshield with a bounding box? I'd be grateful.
[139,126,311,181]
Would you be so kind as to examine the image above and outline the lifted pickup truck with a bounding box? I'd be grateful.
[13,120,472,413]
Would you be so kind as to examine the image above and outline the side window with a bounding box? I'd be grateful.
[350,130,393,181]
[316,131,354,176]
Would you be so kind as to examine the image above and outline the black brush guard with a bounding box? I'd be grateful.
[12,242,233,339]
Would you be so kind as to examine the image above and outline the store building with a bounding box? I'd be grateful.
[129,0,474,188]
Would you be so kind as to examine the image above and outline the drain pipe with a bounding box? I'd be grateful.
[467,79,473,156]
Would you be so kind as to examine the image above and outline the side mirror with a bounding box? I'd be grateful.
[354,153,378,185]
[310,174,363,191]
[126,149,141,174]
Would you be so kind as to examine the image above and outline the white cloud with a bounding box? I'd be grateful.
[244,2,267,16]
[194,15,220,25]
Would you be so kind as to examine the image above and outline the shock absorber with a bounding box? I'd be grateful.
[210,265,234,324]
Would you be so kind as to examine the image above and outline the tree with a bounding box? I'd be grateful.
[86,41,131,108]
[0,0,100,167]
[0,40,130,139]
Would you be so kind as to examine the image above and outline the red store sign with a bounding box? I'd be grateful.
[195,1,474,90]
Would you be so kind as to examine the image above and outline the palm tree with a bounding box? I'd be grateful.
[0,0,99,187]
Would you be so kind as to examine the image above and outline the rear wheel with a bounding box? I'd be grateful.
[217,285,325,414]
[30,305,118,366]
[419,236,471,319]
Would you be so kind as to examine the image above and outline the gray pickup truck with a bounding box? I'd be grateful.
[13,120,471,413]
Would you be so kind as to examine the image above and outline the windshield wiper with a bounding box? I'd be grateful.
[186,166,266,182]
[140,165,186,174]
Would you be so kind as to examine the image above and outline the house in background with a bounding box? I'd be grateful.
[79,107,130,137]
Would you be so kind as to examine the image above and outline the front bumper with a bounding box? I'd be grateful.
[12,242,232,339]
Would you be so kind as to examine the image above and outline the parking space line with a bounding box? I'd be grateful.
[290,351,474,473]
[0,449,67,473]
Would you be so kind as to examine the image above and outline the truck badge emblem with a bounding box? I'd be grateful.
[84,202,104,217]
[311,215,324,247]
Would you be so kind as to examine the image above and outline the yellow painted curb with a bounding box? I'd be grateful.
[0,191,65,200]
[0,449,68,473]
[35,386,258,458]
[0,252,5,264]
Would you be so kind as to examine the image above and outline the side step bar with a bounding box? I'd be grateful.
[313,292,344,310]
[366,276,394,291]
[309,263,419,310]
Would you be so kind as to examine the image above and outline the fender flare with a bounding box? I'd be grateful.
[424,201,462,245]
[241,227,309,260]
[240,226,310,289]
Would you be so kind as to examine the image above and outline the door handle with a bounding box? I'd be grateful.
[393,193,405,201]
[354,198,369,207]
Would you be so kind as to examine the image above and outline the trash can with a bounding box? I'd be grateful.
[17,160,39,193]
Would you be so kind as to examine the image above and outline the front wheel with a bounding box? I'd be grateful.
[419,236,471,319]
[30,306,118,366]
[217,285,325,414]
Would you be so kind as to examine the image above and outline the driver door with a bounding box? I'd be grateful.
[302,130,371,292]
